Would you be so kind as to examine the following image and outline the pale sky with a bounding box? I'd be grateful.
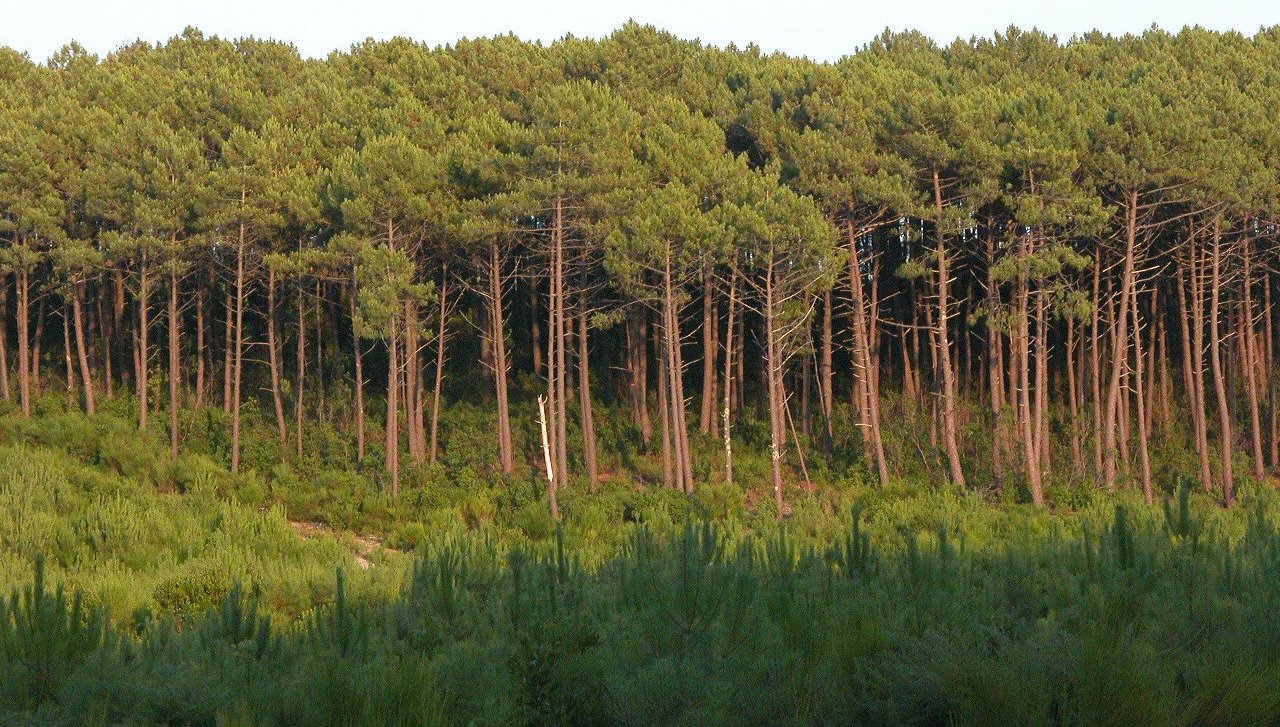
[3,0,1277,63]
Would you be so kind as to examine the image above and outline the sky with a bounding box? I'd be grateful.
[3,0,1277,63]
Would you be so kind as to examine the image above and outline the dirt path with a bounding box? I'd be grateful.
[290,520,392,570]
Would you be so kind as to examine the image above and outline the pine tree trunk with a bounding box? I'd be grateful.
[723,265,738,487]
[351,284,365,462]
[137,251,150,430]
[168,265,180,459]
[1241,235,1265,480]
[698,271,716,435]
[230,213,246,474]
[1103,192,1139,491]
[932,171,964,488]
[295,278,305,458]
[489,240,514,474]
[819,288,833,453]
[72,274,95,415]
[847,220,889,485]
[1209,218,1234,505]
[195,286,206,409]
[429,271,449,465]
[765,253,787,515]
[16,267,29,417]
[1129,280,1152,503]
[223,291,233,415]
[579,295,599,492]
[267,268,287,445]
[0,279,10,402]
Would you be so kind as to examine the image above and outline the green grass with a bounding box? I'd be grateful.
[3,402,1280,723]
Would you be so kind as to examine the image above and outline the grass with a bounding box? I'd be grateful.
[2,398,1280,723]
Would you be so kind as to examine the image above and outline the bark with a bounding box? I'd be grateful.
[267,268,287,444]
[137,249,150,430]
[230,212,246,474]
[350,284,365,462]
[1241,235,1265,480]
[295,277,305,458]
[723,264,738,487]
[819,288,834,453]
[578,294,599,492]
[16,266,29,416]
[195,286,206,409]
[698,271,716,436]
[846,220,888,485]
[1129,279,1152,503]
[72,274,94,415]
[1103,191,1139,491]
[168,265,180,459]
[429,270,449,465]
[931,170,965,488]
[489,240,514,475]
[765,251,787,515]
[0,279,9,402]
[1208,218,1234,505]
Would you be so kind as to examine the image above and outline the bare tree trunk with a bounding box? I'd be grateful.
[137,250,150,430]
[490,240,514,474]
[1241,235,1265,480]
[429,271,449,464]
[1017,251,1043,504]
[350,284,365,462]
[295,278,305,458]
[819,288,834,453]
[658,313,673,490]
[16,267,29,417]
[61,304,74,407]
[932,171,964,488]
[553,196,569,488]
[267,268,287,444]
[1103,192,1139,491]
[168,265,180,459]
[195,287,206,409]
[72,274,95,415]
[1209,218,1234,505]
[223,291,233,415]
[698,270,716,435]
[847,220,889,486]
[723,264,738,486]
[386,328,400,495]
[1090,256,1103,479]
[230,213,246,474]
[1129,279,1152,503]
[578,294,599,492]
[1188,235,1214,492]
[0,280,10,402]
[765,254,787,515]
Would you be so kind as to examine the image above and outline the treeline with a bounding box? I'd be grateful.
[1,23,1278,511]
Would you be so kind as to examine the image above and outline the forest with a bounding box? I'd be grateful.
[3,21,1280,724]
